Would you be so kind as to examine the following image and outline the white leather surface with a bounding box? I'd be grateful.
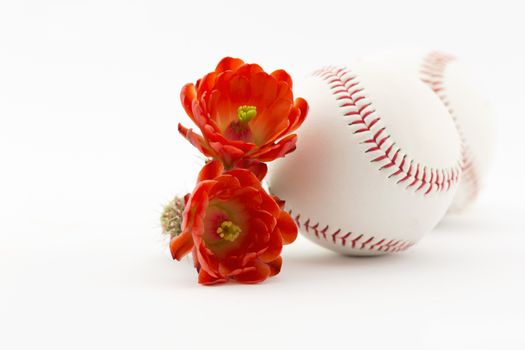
[269,60,462,255]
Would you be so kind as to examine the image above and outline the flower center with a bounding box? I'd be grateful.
[216,220,241,242]
[237,105,257,123]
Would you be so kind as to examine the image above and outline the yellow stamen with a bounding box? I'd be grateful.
[237,105,257,123]
[216,220,241,242]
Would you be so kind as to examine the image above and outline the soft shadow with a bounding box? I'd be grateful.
[435,213,502,233]
[285,248,409,268]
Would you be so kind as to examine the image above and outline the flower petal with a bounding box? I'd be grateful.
[272,195,286,210]
[183,180,217,236]
[192,247,200,270]
[234,259,271,284]
[208,141,245,167]
[178,123,214,157]
[283,97,309,136]
[219,255,255,277]
[271,69,293,88]
[224,168,261,188]
[250,134,297,162]
[208,78,236,132]
[258,190,281,218]
[249,72,278,108]
[180,83,197,122]
[215,57,245,73]
[195,72,218,97]
[201,124,257,166]
[245,217,271,250]
[236,63,264,78]
[198,160,224,182]
[277,210,298,245]
[235,159,268,181]
[267,256,282,277]
[258,226,283,263]
[209,173,242,199]
[170,230,193,260]
[228,75,250,104]
[248,72,271,104]
[195,241,221,278]
[233,187,262,208]
[198,268,228,285]
[252,97,292,146]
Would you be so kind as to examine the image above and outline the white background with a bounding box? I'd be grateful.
[1,1,524,349]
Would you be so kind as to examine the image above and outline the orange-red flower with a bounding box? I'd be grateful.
[178,57,308,169]
[170,160,298,285]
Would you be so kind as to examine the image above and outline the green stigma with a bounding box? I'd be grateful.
[216,220,242,242]
[237,105,257,123]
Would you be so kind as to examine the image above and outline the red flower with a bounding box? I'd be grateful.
[170,160,298,285]
[178,57,308,169]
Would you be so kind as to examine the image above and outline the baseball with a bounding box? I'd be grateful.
[360,49,494,212]
[268,59,462,256]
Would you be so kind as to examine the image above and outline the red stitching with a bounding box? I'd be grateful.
[289,209,415,253]
[340,232,351,246]
[420,52,480,203]
[313,66,461,195]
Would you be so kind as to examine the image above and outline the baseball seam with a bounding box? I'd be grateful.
[313,66,462,195]
[420,51,480,204]
[288,208,415,253]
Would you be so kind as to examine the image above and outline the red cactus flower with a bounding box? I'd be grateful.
[170,160,298,285]
[178,57,308,169]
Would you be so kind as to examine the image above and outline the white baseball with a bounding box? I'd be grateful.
[359,49,494,212]
[268,59,462,256]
